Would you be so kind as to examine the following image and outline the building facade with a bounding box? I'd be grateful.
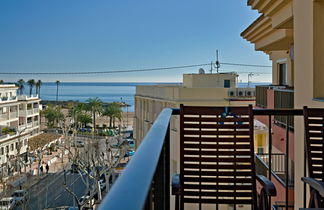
[242,0,324,208]
[0,84,41,175]
[134,72,257,174]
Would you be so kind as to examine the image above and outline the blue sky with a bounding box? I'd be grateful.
[0,0,271,83]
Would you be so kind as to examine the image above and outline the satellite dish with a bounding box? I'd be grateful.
[198,68,205,74]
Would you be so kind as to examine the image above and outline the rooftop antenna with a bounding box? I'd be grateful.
[215,50,220,73]
[248,72,254,87]
[210,61,213,74]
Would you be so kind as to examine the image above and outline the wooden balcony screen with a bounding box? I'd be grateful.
[179,105,257,207]
[304,107,324,181]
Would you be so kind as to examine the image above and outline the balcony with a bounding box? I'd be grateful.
[0,114,8,121]
[0,96,17,103]
[27,109,33,116]
[17,94,39,101]
[27,122,33,128]
[9,112,18,119]
[99,107,304,210]
[274,88,294,129]
[256,85,294,130]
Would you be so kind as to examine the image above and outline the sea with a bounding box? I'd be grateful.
[33,82,269,112]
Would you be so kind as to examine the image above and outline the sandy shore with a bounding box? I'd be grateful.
[96,111,134,129]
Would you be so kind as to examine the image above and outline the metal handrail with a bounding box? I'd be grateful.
[98,107,303,210]
[98,108,175,210]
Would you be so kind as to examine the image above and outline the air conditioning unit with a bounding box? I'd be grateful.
[228,90,237,97]
[245,90,255,97]
[237,90,245,97]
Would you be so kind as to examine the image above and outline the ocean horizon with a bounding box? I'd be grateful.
[20,82,269,112]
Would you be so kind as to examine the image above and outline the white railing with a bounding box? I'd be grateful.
[0,96,17,103]
[0,114,8,121]
[17,94,39,100]
[27,122,33,128]
[9,112,18,119]
[27,109,33,115]
[33,108,39,113]
[0,134,9,141]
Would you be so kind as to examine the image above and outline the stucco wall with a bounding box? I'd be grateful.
[294,0,324,208]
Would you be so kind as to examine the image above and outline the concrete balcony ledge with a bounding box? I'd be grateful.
[0,96,18,103]
[0,115,9,121]
[17,94,39,101]
[9,112,18,118]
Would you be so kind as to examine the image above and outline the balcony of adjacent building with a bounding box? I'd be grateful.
[0,126,17,142]
[256,85,294,128]
[17,94,39,101]
[254,85,295,207]
[0,95,17,104]
[19,102,40,117]
[99,106,307,210]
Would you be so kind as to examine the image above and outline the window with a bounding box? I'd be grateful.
[224,80,231,88]
[279,63,287,85]
[0,148,3,155]
[6,146,9,153]
[15,142,18,150]
[10,144,13,151]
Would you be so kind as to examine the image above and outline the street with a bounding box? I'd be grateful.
[15,171,87,210]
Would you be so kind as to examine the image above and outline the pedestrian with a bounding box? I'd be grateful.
[40,165,43,175]
[46,163,49,174]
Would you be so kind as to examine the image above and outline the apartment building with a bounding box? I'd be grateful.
[241,0,324,208]
[134,72,259,175]
[0,84,41,175]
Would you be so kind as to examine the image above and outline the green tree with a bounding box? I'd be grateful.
[27,79,35,96]
[35,80,42,97]
[68,102,87,128]
[86,97,103,131]
[43,105,64,128]
[55,80,60,103]
[103,102,123,128]
[17,79,25,95]
[0,80,4,84]
[77,113,92,128]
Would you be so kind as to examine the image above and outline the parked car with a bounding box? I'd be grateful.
[12,190,28,204]
[124,150,135,157]
[70,163,79,173]
[71,140,85,147]
[0,197,16,210]
[127,139,135,148]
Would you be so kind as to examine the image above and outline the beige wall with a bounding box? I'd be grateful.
[294,0,324,208]
[183,73,237,88]
[313,1,324,99]
[270,51,294,86]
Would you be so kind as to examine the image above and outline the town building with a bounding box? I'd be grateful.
[0,84,41,176]
[241,0,324,208]
[134,72,258,177]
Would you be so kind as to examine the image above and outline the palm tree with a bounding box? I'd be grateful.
[86,97,103,132]
[55,80,60,103]
[35,80,42,97]
[42,105,64,128]
[17,79,25,95]
[27,79,35,96]
[68,102,87,129]
[103,102,123,128]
